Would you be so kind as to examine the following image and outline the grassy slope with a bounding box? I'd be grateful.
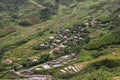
[0,0,120,79]
[1,0,99,62]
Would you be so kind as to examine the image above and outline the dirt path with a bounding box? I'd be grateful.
[112,76,120,80]
[12,70,53,80]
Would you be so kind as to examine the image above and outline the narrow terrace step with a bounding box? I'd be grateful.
[60,64,84,74]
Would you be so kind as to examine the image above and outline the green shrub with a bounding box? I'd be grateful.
[22,54,52,68]
[39,54,52,63]
[40,8,52,21]
[97,13,110,23]
[91,51,109,58]
[40,2,57,21]
[54,72,73,79]
[18,19,33,26]
[92,59,120,69]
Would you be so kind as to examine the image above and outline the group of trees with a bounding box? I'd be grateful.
[84,29,120,50]
[0,0,27,12]
[39,0,83,21]
[18,19,33,26]
[92,59,120,69]
[22,54,52,68]
[0,0,82,27]
[0,0,30,27]
[39,0,59,21]
[91,51,109,58]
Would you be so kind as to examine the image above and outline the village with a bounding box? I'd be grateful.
[13,24,89,76]
[33,23,89,54]
[4,24,89,70]
[40,25,87,50]
[3,24,90,80]
[27,24,89,68]
[2,15,117,80]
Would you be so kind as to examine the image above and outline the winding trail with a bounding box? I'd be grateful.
[12,70,53,80]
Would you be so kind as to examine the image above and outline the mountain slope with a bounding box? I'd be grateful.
[0,0,120,79]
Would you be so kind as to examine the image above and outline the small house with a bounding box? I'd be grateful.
[35,68,41,71]
[28,58,39,63]
[42,64,51,69]
[40,43,45,47]
[54,47,60,51]
[53,64,62,67]
[60,44,67,48]
[5,59,13,64]
[65,29,71,32]
[52,43,58,47]
[32,59,39,62]
[55,39,61,43]
[50,36,54,39]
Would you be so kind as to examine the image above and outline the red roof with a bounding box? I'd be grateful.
[5,59,13,64]
[54,47,60,51]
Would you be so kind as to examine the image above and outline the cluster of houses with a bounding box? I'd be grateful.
[36,25,87,54]
[4,25,88,73]
[30,25,88,70]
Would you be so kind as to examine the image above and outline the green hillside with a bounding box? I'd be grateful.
[0,0,120,80]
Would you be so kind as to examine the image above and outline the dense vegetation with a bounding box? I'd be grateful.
[84,29,120,50]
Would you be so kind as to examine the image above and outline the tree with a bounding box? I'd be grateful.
[0,22,3,29]
[39,54,52,63]
[0,3,6,11]
[18,19,33,26]
[109,15,120,30]
[40,8,52,21]
[55,0,60,14]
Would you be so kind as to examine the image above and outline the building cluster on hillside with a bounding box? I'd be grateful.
[30,25,89,70]
[4,24,89,72]
[36,25,88,53]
